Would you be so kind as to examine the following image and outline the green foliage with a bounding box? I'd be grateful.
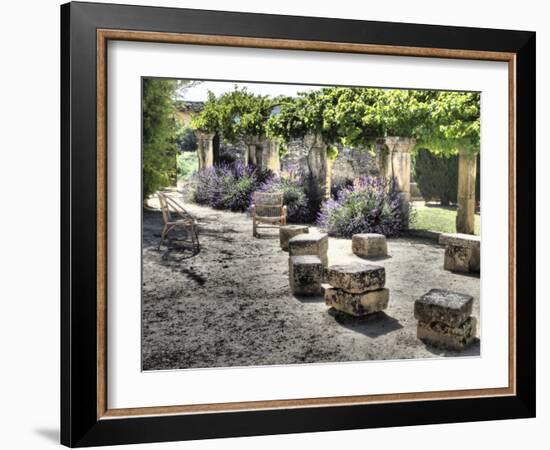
[189,91,220,133]
[175,125,197,151]
[176,152,198,180]
[191,87,280,144]
[413,148,458,205]
[416,92,480,157]
[142,78,182,200]
[266,87,479,159]
[266,89,340,145]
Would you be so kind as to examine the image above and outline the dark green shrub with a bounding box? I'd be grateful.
[413,148,458,205]
[175,125,197,152]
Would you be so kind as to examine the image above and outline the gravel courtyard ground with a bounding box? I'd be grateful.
[142,193,480,371]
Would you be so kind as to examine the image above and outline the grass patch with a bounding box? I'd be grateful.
[411,205,480,235]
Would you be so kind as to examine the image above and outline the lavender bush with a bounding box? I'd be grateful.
[318,176,405,237]
[190,162,273,212]
[258,172,312,223]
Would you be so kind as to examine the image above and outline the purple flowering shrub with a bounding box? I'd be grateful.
[318,176,405,237]
[258,172,312,223]
[190,162,273,212]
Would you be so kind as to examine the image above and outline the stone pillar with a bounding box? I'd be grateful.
[377,137,415,227]
[456,148,477,234]
[262,139,280,174]
[245,143,258,166]
[304,134,331,200]
[196,132,215,170]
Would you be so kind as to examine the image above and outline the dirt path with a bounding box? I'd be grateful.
[142,194,480,371]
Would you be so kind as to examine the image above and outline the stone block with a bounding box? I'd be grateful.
[280,225,309,251]
[417,317,477,352]
[439,233,480,249]
[439,233,480,273]
[325,286,389,316]
[325,263,385,294]
[289,255,324,296]
[288,233,328,266]
[414,289,473,328]
[352,233,387,257]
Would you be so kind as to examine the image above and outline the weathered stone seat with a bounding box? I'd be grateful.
[439,233,480,273]
[417,317,477,352]
[289,255,324,296]
[325,263,385,294]
[414,289,477,351]
[280,225,309,251]
[414,288,473,328]
[288,233,328,266]
[352,233,387,258]
[324,284,389,316]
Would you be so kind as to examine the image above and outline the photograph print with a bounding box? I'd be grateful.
[141,78,481,371]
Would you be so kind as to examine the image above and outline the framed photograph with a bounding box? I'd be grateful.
[61,1,536,447]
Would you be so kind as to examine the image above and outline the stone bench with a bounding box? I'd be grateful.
[439,233,480,273]
[289,255,324,296]
[280,225,309,251]
[324,263,388,316]
[352,233,387,258]
[414,288,477,351]
[289,233,328,266]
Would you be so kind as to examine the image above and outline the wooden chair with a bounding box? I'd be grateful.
[251,192,287,237]
[157,192,200,253]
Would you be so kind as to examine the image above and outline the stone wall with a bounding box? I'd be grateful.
[221,138,381,181]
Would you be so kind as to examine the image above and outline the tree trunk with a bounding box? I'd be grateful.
[456,148,477,234]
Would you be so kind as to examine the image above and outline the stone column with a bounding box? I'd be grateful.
[304,133,330,200]
[262,139,280,174]
[247,144,257,165]
[196,132,215,170]
[456,148,477,234]
[377,137,415,227]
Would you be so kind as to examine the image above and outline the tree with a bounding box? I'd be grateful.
[142,78,181,200]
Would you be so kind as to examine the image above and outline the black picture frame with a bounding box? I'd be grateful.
[61,1,536,447]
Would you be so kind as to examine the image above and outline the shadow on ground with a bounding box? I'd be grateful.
[328,309,403,338]
[422,337,481,358]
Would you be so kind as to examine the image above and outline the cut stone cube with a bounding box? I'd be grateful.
[325,286,389,316]
[417,316,477,351]
[279,225,309,251]
[352,233,387,257]
[288,233,328,266]
[289,255,324,296]
[414,289,473,328]
[439,233,480,249]
[325,263,385,294]
[439,233,480,273]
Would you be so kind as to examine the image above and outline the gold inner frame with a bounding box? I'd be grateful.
[96,28,517,420]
